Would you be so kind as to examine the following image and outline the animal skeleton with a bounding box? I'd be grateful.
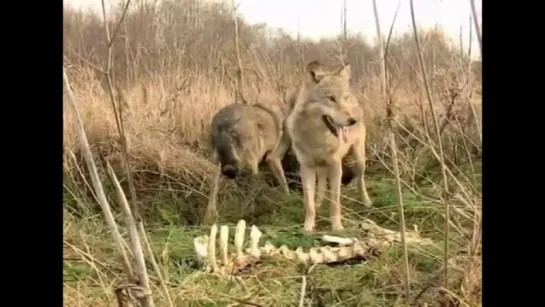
[193,219,433,276]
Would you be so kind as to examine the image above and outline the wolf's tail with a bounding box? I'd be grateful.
[341,163,356,185]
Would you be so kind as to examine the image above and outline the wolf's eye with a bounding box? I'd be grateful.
[327,95,337,103]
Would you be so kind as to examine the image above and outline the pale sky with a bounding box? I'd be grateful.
[66,0,482,58]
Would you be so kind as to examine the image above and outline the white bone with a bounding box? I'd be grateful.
[295,247,309,263]
[193,235,209,260]
[309,248,324,263]
[338,246,352,259]
[208,224,218,272]
[234,220,246,259]
[220,225,229,265]
[261,241,276,256]
[320,246,337,262]
[279,245,294,259]
[321,235,356,246]
[193,218,433,277]
[249,225,262,258]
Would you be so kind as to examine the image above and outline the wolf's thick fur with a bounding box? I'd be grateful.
[204,103,289,223]
[274,79,358,189]
[278,61,373,232]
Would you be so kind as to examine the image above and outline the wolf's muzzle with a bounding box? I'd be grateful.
[346,117,357,126]
[221,165,238,179]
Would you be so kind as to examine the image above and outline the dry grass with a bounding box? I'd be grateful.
[63,1,482,306]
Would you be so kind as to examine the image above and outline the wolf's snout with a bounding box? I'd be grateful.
[221,165,238,179]
[347,117,357,126]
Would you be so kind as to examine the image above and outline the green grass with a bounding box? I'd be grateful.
[63,168,480,306]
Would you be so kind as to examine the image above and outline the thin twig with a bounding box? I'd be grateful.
[100,0,138,223]
[469,0,482,58]
[136,222,173,306]
[106,161,154,307]
[63,68,135,284]
[384,0,402,63]
[99,1,169,306]
[372,0,411,303]
[467,10,482,144]
[341,0,348,61]
[109,0,132,48]
[231,0,246,104]
[409,0,451,287]
[467,14,473,64]
[298,275,307,307]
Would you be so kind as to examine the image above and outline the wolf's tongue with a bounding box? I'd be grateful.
[339,127,348,143]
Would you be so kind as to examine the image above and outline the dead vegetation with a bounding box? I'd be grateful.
[63,0,481,306]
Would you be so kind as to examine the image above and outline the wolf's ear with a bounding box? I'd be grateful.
[307,61,326,83]
[336,64,351,81]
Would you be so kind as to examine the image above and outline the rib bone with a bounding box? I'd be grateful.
[220,225,229,265]
[234,220,246,260]
[207,224,218,272]
[248,225,262,258]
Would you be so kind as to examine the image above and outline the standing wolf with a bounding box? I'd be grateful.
[281,61,373,232]
[204,103,290,223]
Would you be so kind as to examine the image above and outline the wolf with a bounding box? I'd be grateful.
[270,61,373,232]
[204,102,290,223]
[271,82,359,193]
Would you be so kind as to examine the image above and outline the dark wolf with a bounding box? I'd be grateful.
[204,103,289,223]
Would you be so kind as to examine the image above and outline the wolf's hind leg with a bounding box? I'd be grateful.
[266,128,291,193]
[350,143,372,207]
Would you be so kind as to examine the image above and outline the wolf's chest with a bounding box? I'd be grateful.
[292,136,349,164]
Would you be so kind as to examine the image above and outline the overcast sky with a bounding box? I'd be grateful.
[66,0,482,58]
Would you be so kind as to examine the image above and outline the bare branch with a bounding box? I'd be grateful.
[409,0,451,287]
[63,68,135,285]
[384,0,402,61]
[298,275,307,307]
[109,0,132,48]
[469,0,482,58]
[106,161,154,307]
[98,1,171,305]
[371,0,411,303]
[231,0,246,104]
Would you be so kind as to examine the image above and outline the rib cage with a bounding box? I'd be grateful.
[193,219,433,277]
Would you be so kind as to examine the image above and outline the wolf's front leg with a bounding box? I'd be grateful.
[203,164,221,224]
[299,164,317,232]
[315,169,327,208]
[327,163,344,231]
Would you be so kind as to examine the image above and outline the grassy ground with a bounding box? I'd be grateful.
[63,3,481,305]
[62,73,482,305]
[63,163,481,306]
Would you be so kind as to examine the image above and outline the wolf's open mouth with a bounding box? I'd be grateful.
[322,115,348,142]
[322,115,338,137]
